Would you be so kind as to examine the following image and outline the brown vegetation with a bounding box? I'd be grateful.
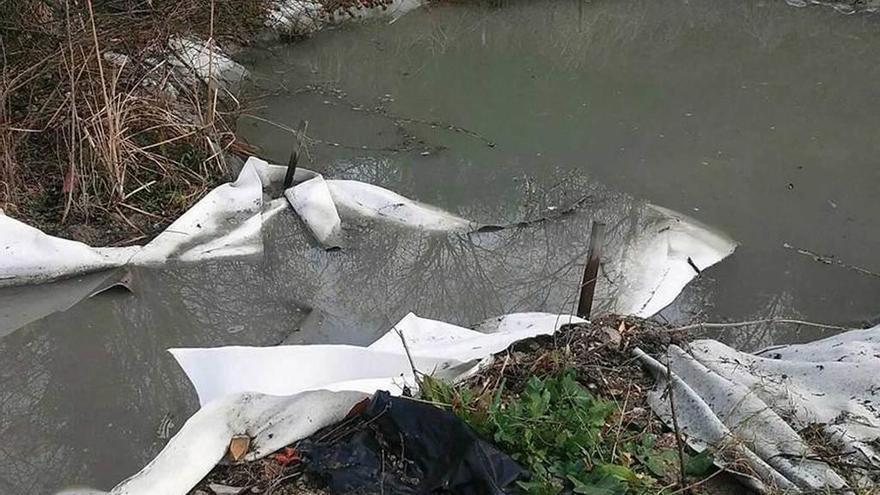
[0,0,268,245]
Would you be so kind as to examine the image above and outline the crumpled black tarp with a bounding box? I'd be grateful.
[297,390,525,494]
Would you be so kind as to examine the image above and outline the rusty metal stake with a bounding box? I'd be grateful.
[577,221,606,319]
[282,148,298,190]
[283,120,307,190]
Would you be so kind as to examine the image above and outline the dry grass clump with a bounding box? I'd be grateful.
[0,0,268,244]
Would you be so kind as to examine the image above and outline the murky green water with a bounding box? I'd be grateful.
[238,0,880,331]
[1,1,879,493]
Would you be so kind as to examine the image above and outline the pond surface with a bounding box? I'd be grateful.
[1,1,879,493]
[238,0,880,332]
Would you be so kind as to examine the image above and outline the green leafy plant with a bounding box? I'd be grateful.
[424,369,666,494]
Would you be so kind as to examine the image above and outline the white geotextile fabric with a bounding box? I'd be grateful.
[600,204,736,318]
[636,325,880,493]
[98,312,582,495]
[173,312,585,406]
[0,159,273,287]
[111,390,369,495]
[1,156,734,326]
[0,219,138,287]
[284,169,476,249]
[0,157,471,287]
[284,170,344,248]
[128,162,267,265]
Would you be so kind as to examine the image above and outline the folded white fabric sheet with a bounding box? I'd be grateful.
[637,324,880,493]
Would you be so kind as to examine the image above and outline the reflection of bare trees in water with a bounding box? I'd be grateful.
[0,333,59,494]
[401,0,808,73]
[282,193,654,330]
[0,159,722,494]
[0,300,197,493]
[250,157,717,335]
[330,156,407,190]
[0,255,316,493]
[693,291,816,352]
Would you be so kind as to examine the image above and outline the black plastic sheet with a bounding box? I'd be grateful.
[298,391,525,494]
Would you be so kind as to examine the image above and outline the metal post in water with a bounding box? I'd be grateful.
[577,221,606,319]
[282,149,298,190]
[283,120,307,190]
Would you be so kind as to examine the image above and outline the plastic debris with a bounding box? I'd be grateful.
[598,204,736,317]
[0,216,137,287]
[110,390,370,495]
[296,391,525,494]
[167,37,248,89]
[0,159,274,287]
[205,484,244,495]
[0,157,475,287]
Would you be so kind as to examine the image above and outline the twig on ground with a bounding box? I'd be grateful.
[668,467,727,495]
[610,384,631,463]
[665,350,688,491]
[671,318,853,333]
[394,327,422,389]
[784,242,880,279]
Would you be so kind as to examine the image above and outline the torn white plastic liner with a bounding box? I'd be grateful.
[600,204,737,318]
[269,0,424,37]
[636,324,880,493]
[284,170,344,248]
[2,154,734,328]
[328,180,475,231]
[372,312,586,361]
[128,162,266,265]
[96,312,581,495]
[0,216,138,287]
